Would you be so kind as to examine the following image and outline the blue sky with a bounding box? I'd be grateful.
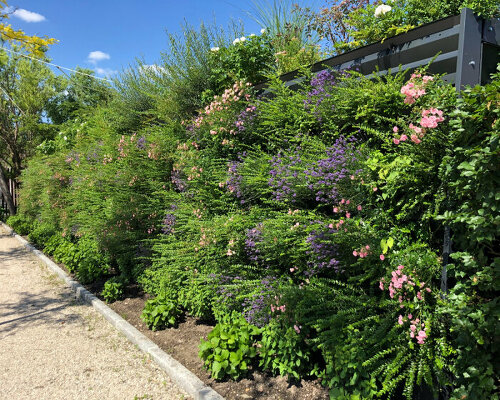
[6,0,320,80]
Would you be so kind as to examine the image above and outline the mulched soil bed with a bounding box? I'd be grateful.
[109,292,330,400]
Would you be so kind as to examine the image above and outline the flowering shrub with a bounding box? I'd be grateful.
[204,33,274,103]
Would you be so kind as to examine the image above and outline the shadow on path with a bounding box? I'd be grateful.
[0,288,84,339]
[0,245,30,264]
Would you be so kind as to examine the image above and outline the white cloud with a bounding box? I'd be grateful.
[139,64,166,75]
[10,8,46,23]
[88,51,111,64]
[95,67,117,77]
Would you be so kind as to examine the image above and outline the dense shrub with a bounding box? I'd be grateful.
[299,0,500,55]
[28,222,57,249]
[6,214,33,235]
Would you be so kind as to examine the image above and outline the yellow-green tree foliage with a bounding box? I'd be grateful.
[0,0,57,57]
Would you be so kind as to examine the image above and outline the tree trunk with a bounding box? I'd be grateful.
[0,165,16,215]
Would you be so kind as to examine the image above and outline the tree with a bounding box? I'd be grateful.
[0,0,57,214]
[0,50,57,214]
[46,67,114,125]
[0,1,57,57]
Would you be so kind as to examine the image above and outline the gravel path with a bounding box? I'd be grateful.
[0,226,189,400]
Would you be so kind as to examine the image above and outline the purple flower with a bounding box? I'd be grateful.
[137,136,146,149]
[242,275,276,326]
[226,153,247,204]
[304,136,362,204]
[268,148,303,202]
[306,223,340,275]
[171,170,187,192]
[245,224,263,262]
[304,69,338,109]
[161,213,176,235]
[234,104,258,132]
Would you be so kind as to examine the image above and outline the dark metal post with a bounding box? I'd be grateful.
[455,8,484,89]
[441,225,451,297]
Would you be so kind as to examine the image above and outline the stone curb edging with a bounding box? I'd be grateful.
[1,222,224,400]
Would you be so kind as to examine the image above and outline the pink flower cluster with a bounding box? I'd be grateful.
[270,296,286,313]
[396,73,445,145]
[333,198,363,219]
[187,81,251,130]
[193,208,203,219]
[383,264,431,300]
[353,245,371,258]
[147,143,159,160]
[392,126,408,144]
[420,108,444,128]
[400,73,433,105]
[102,154,113,165]
[176,142,199,151]
[408,108,444,143]
[394,108,445,145]
[198,227,216,248]
[117,133,139,160]
[187,165,203,181]
[397,313,428,344]
[380,265,432,344]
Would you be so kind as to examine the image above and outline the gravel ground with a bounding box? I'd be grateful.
[0,226,189,400]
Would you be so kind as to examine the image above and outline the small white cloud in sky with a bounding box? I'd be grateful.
[6,7,46,23]
[95,67,117,77]
[88,51,111,64]
[140,64,166,75]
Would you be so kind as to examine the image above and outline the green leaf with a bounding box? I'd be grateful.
[212,361,222,373]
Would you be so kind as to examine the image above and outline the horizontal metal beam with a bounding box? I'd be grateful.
[255,13,461,91]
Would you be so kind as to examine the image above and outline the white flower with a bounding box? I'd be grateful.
[250,33,256,37]
[374,4,392,17]
[260,28,266,34]
[210,47,220,52]
[240,36,246,42]
[63,136,67,141]
[233,38,240,45]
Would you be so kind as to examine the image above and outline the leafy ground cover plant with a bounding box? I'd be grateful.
[259,319,320,381]
[101,277,124,303]
[199,311,261,380]
[27,222,57,249]
[141,294,182,331]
